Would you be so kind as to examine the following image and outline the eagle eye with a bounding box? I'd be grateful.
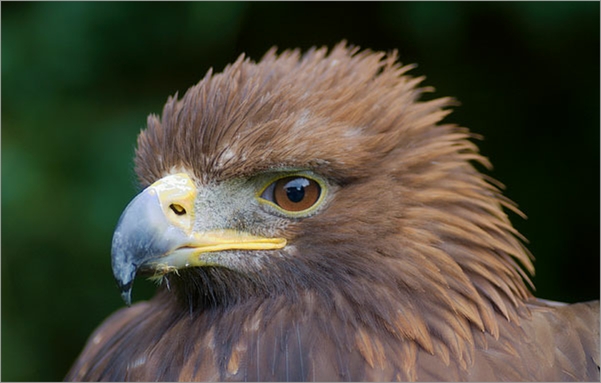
[259,175,323,214]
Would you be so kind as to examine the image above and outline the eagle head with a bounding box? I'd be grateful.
[112,42,533,354]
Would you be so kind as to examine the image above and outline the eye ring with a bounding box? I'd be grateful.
[258,174,325,215]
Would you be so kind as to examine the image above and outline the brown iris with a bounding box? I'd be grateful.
[267,176,321,212]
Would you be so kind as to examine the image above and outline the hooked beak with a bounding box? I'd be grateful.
[111,173,286,306]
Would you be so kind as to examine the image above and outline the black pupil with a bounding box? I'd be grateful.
[284,178,309,203]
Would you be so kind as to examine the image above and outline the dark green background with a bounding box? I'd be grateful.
[2,2,599,381]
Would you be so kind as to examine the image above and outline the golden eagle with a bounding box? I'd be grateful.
[66,43,599,381]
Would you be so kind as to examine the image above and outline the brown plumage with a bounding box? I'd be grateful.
[66,43,599,381]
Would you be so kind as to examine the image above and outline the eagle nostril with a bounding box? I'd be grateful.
[170,204,186,216]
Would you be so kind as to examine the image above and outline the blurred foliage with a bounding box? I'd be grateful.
[2,2,599,381]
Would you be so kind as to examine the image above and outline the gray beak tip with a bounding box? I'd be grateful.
[110,187,187,307]
[120,287,133,307]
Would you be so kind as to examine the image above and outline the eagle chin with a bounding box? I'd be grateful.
[66,42,599,382]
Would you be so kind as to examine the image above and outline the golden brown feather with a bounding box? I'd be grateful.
[66,43,599,381]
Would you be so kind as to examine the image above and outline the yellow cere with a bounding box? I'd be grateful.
[150,173,197,233]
